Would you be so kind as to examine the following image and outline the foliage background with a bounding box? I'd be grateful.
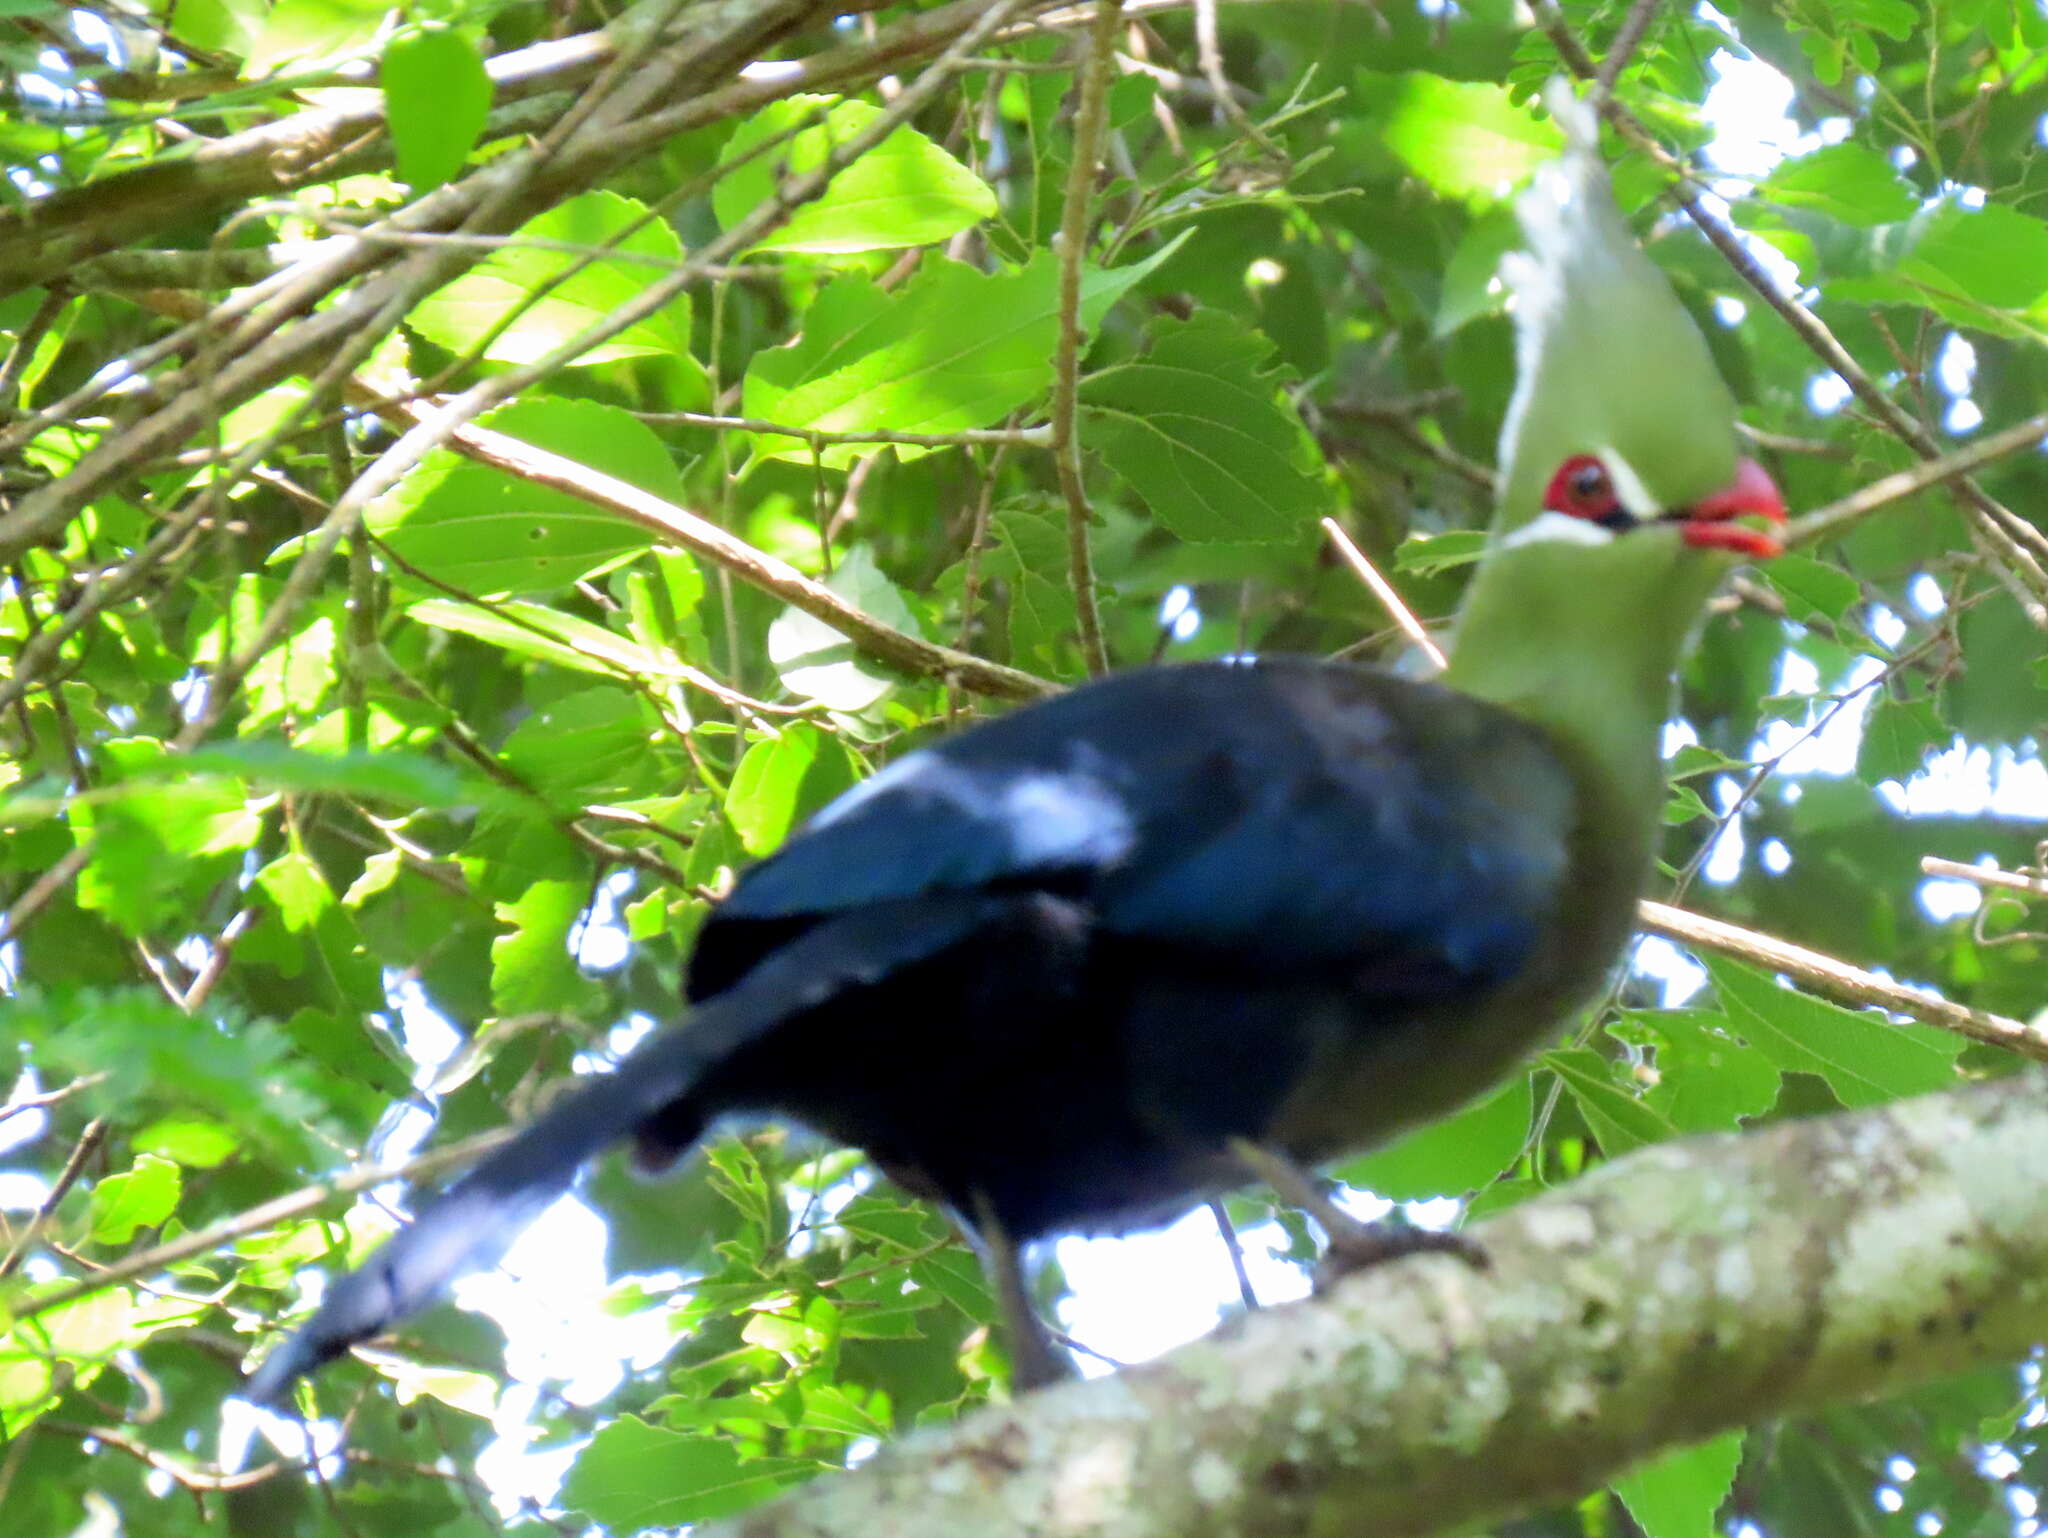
[0,0,2044,1533]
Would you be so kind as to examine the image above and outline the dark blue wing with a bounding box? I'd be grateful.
[693,658,1577,998]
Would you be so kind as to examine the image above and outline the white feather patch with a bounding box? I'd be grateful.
[1502,511,1616,550]
[809,752,1135,869]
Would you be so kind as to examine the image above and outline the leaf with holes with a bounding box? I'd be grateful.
[371,399,677,597]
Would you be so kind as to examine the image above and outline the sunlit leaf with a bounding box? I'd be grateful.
[715,94,996,254]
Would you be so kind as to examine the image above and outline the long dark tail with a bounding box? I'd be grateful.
[240,893,1031,1407]
[240,1016,716,1405]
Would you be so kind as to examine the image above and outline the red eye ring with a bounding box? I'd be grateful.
[1542,454,1623,524]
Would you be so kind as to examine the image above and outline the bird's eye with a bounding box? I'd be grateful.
[1541,454,1634,532]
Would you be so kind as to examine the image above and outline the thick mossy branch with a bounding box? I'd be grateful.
[717,1073,2048,1538]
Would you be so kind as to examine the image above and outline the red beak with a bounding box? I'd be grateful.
[1674,456,1787,559]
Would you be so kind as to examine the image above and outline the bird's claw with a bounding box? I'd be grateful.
[1313,1223,1490,1291]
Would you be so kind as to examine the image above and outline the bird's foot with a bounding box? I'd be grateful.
[1007,1319,1080,1392]
[1314,1219,1489,1290]
[1226,1137,1489,1291]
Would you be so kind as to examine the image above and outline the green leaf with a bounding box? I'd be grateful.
[254,850,332,932]
[407,597,687,681]
[725,724,857,856]
[1950,597,2048,744]
[132,1117,239,1169]
[383,27,490,190]
[1664,743,1749,781]
[491,880,594,1015]
[1545,1048,1679,1154]
[375,1359,499,1416]
[1079,309,1331,543]
[1335,1076,1529,1201]
[1362,72,1562,203]
[714,94,997,254]
[1436,205,1521,336]
[743,243,1183,469]
[1612,1430,1744,1538]
[562,1416,817,1529]
[1760,144,1917,227]
[795,1378,892,1439]
[1825,201,2048,324]
[246,0,383,73]
[1661,783,1713,825]
[910,1247,996,1324]
[981,497,1078,667]
[1615,1010,1781,1133]
[72,770,262,935]
[89,1154,182,1245]
[177,740,471,807]
[371,398,677,596]
[726,728,819,857]
[1764,554,1862,625]
[0,986,328,1162]
[0,1290,136,1423]
[410,192,690,365]
[1856,697,1948,783]
[1704,957,1962,1110]
[500,687,670,801]
[768,547,922,710]
[1393,529,1487,576]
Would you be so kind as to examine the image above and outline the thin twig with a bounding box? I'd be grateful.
[1321,401,1496,491]
[1786,410,2048,548]
[635,411,1052,450]
[1736,423,1847,458]
[1920,855,2048,899]
[1593,0,1663,99]
[0,1074,108,1129]
[1640,900,2048,1062]
[180,909,253,1012]
[0,288,66,402]
[6,1128,513,1327]
[42,1420,287,1493]
[1050,0,1125,677]
[0,1119,106,1282]
[0,846,93,947]
[1192,0,1275,148]
[1321,518,1448,670]
[392,403,1052,702]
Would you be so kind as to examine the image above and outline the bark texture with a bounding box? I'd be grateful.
[713,1072,2048,1538]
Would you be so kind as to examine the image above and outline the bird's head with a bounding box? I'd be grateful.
[1492,85,1787,570]
[1445,85,1787,735]
[1537,451,1786,560]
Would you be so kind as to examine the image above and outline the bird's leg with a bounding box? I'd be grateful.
[971,1194,1075,1392]
[1208,1197,1261,1311]
[1226,1138,1488,1287]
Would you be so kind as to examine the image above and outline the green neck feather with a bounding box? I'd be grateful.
[1443,528,1729,822]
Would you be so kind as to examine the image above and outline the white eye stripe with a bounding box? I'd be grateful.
[1598,449,1659,518]
[1502,511,1615,549]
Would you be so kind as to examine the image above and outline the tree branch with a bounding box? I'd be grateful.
[712,1072,2048,1538]
[1785,410,2048,548]
[1639,900,2048,1062]
[1050,0,1124,678]
[401,405,1054,702]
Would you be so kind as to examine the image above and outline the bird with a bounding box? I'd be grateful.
[242,90,1786,1405]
